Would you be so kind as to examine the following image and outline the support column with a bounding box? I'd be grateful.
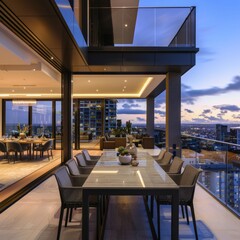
[166,72,182,157]
[146,97,155,137]
[61,71,73,163]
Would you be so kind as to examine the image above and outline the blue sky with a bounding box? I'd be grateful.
[117,0,240,125]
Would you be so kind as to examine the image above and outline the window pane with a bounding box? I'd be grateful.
[32,101,52,137]
[5,101,28,137]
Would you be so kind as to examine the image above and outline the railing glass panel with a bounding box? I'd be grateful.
[89,7,196,47]
[181,135,240,216]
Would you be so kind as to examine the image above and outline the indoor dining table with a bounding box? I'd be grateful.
[82,150,179,240]
[1,137,52,159]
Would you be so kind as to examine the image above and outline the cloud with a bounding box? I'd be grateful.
[213,104,240,112]
[122,103,141,109]
[182,76,240,105]
[136,117,145,122]
[184,108,194,113]
[202,109,212,114]
[232,114,240,119]
[117,109,146,114]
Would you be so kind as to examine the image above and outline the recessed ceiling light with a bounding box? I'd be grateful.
[23,86,26,90]
[96,89,99,92]
[88,80,91,83]
[124,79,127,82]
[33,68,36,71]
[104,68,107,71]
[50,56,54,60]
[124,86,127,89]
[12,90,15,92]
[122,89,125,92]
[124,24,128,27]
[50,89,53,92]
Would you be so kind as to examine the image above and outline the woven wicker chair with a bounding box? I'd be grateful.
[54,166,99,240]
[161,156,184,174]
[156,151,173,166]
[82,149,99,165]
[74,153,94,174]
[155,165,202,240]
[65,158,89,178]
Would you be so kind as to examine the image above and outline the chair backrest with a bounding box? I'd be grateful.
[157,149,166,161]
[54,166,73,188]
[180,165,202,186]
[168,156,184,174]
[160,151,173,165]
[82,149,91,161]
[179,165,202,203]
[65,158,81,175]
[6,141,23,152]
[42,140,53,150]
[0,141,7,153]
[75,153,88,167]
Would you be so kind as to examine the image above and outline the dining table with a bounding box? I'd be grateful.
[82,150,179,240]
[0,137,53,159]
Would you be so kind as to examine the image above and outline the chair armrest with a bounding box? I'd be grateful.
[168,173,182,185]
[90,155,101,161]
[85,159,98,165]
[160,164,171,172]
[78,167,93,175]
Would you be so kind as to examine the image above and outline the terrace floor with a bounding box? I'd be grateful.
[0,171,239,239]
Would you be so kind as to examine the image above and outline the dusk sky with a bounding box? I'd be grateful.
[117,0,240,125]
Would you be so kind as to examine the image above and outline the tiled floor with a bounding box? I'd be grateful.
[0,175,239,240]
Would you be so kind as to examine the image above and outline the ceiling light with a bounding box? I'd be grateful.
[122,89,125,92]
[124,79,127,82]
[50,56,54,60]
[124,24,128,27]
[50,90,53,92]
[104,68,107,71]
[23,86,26,90]
[33,68,36,71]
[124,86,127,89]
[96,89,99,92]
[12,100,37,106]
[88,80,91,83]
[12,90,15,92]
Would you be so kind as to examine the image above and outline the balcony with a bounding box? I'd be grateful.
[89,7,196,47]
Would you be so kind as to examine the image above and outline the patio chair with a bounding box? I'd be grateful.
[74,153,94,174]
[82,149,99,165]
[153,149,166,161]
[155,165,202,240]
[156,151,173,166]
[6,141,24,163]
[54,166,99,240]
[65,158,89,179]
[161,156,184,174]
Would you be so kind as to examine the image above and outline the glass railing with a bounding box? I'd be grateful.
[181,134,240,217]
[89,7,196,47]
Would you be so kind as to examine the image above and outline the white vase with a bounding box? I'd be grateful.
[19,132,26,139]
[119,155,132,165]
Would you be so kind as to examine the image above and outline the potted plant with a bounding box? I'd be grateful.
[117,146,132,165]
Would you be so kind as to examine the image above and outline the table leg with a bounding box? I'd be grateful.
[82,190,89,240]
[171,190,179,240]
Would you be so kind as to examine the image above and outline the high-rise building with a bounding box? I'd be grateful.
[216,124,228,141]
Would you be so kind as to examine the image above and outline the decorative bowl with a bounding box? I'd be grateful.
[118,155,132,165]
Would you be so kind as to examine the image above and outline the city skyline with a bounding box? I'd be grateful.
[117,0,240,125]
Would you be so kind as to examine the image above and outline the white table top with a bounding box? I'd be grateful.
[83,150,178,190]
